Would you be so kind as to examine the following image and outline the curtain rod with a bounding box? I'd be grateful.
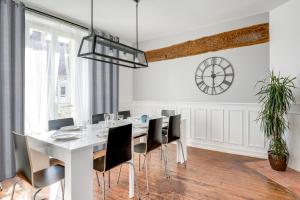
[25,6,89,31]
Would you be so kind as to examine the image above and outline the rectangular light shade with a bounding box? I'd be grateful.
[78,34,148,69]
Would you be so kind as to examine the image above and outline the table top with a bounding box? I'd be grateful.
[27,117,169,151]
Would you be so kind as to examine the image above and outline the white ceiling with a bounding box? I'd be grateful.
[23,0,288,43]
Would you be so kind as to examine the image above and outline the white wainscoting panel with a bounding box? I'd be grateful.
[193,108,207,141]
[228,110,244,146]
[210,109,224,143]
[248,110,265,149]
[120,101,268,158]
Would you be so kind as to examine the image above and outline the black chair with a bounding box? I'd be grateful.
[162,114,186,166]
[92,113,105,124]
[118,118,165,194]
[161,110,175,136]
[91,113,111,186]
[12,132,65,199]
[48,118,74,131]
[118,110,131,119]
[93,124,141,200]
[161,110,175,117]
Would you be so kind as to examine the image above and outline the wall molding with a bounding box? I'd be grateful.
[145,23,269,62]
[120,101,271,158]
[119,101,300,159]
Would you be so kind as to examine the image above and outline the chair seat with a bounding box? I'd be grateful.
[33,165,64,188]
[50,158,64,166]
[134,143,146,154]
[162,135,180,144]
[93,156,105,172]
[94,150,106,159]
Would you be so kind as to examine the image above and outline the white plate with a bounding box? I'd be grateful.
[134,123,148,128]
[60,126,81,132]
[51,131,79,140]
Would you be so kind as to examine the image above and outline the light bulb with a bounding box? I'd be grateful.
[134,57,140,63]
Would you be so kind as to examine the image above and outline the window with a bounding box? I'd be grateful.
[25,14,91,132]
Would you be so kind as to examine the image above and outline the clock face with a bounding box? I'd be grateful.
[195,57,234,95]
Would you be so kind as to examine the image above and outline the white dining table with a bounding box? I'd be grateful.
[26,117,187,200]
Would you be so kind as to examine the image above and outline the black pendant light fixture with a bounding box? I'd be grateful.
[78,0,148,69]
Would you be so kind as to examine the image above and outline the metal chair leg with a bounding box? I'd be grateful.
[96,171,101,187]
[145,154,149,194]
[165,145,169,164]
[178,140,187,167]
[11,182,18,200]
[32,188,42,200]
[61,180,65,200]
[102,173,105,200]
[117,165,122,184]
[126,161,142,200]
[138,154,141,171]
[108,171,111,188]
[162,145,170,179]
[160,146,163,161]
[142,154,146,169]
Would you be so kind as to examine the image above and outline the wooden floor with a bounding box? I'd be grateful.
[1,145,299,200]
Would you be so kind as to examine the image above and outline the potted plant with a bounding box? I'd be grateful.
[256,71,296,171]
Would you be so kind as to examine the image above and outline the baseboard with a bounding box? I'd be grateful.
[188,140,268,159]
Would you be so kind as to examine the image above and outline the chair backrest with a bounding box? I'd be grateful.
[161,110,175,117]
[146,118,163,153]
[92,113,105,124]
[118,110,131,119]
[167,114,181,143]
[13,132,33,184]
[48,118,74,131]
[104,124,132,171]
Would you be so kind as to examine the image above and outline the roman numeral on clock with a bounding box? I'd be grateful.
[223,80,231,86]
[203,85,209,93]
[197,81,205,88]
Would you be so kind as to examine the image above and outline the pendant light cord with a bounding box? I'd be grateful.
[91,0,94,34]
[136,0,139,49]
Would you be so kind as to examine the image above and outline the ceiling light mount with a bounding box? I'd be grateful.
[77,0,148,69]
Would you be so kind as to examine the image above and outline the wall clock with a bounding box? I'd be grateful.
[195,57,234,95]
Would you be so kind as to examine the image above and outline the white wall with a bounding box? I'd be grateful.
[270,0,300,101]
[134,13,269,103]
[270,0,300,171]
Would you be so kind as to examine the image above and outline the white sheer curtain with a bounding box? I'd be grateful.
[71,34,92,124]
[25,14,91,133]
[25,22,53,133]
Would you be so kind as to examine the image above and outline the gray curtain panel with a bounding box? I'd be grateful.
[0,0,25,181]
[92,33,119,115]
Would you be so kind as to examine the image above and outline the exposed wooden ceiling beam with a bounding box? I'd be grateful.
[145,23,269,63]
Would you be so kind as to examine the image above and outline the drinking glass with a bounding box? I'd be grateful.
[104,113,110,127]
[118,115,124,121]
[109,113,115,121]
[82,120,89,130]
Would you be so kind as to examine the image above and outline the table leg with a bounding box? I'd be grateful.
[177,119,187,163]
[64,147,94,200]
